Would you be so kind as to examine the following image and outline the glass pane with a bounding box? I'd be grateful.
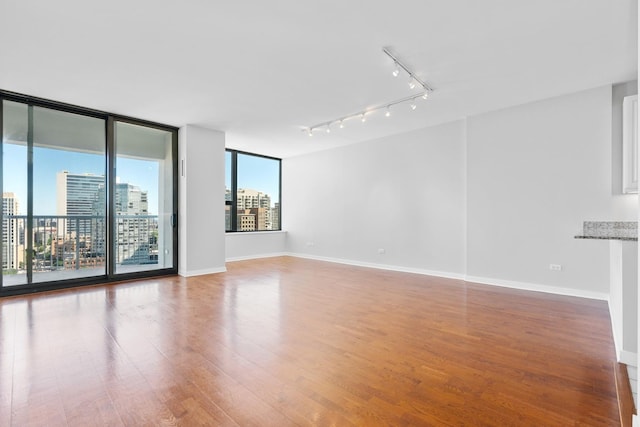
[2,102,107,286]
[236,153,280,231]
[32,107,106,283]
[2,101,28,286]
[114,122,174,274]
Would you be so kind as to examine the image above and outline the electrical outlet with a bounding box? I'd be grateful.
[378,248,386,254]
[549,264,562,271]
[306,241,315,247]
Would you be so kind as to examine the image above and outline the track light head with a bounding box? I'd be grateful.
[305,47,434,136]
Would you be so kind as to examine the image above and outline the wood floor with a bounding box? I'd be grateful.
[0,256,620,426]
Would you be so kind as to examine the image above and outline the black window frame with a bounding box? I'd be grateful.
[226,149,282,233]
[0,89,179,297]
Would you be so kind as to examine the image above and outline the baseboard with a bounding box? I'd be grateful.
[178,266,227,277]
[232,252,609,302]
[286,253,466,281]
[226,252,288,263]
[464,275,608,301]
[610,298,623,363]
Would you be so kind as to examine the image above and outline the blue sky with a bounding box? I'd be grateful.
[3,144,160,215]
[4,145,280,216]
[226,152,280,204]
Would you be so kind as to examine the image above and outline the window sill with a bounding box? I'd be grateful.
[226,230,287,235]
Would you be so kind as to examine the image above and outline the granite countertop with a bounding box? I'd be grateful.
[574,221,638,241]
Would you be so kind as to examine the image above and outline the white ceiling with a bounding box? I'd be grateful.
[1,0,637,158]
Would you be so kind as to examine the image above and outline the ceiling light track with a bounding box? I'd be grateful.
[382,47,433,92]
[305,47,434,137]
[306,91,429,136]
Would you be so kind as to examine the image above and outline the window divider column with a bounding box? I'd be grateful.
[26,105,34,284]
[106,116,115,278]
[231,151,238,231]
[0,100,3,288]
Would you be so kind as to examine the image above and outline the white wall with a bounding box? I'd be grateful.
[282,85,625,299]
[178,125,287,270]
[178,125,226,276]
[466,86,612,297]
[226,231,287,261]
[283,120,467,278]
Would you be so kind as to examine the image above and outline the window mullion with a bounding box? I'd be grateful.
[106,116,115,277]
[26,105,34,284]
[231,151,238,231]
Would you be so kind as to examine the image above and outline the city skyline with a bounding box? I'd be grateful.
[1,175,157,281]
[226,152,280,207]
[3,147,281,213]
[3,144,159,215]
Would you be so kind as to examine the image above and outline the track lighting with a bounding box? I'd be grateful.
[303,47,434,137]
[385,47,431,93]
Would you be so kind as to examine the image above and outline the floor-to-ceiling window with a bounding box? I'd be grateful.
[114,121,175,274]
[0,92,177,295]
[225,149,281,232]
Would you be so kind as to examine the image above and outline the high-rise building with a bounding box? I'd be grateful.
[236,188,272,230]
[56,171,105,236]
[238,209,256,231]
[271,202,280,230]
[237,208,269,231]
[57,172,152,266]
[116,183,149,215]
[92,182,151,265]
[225,188,278,231]
[237,188,271,210]
[2,192,23,271]
[114,183,151,265]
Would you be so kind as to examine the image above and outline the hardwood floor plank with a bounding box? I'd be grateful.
[615,362,636,426]
[0,256,621,426]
